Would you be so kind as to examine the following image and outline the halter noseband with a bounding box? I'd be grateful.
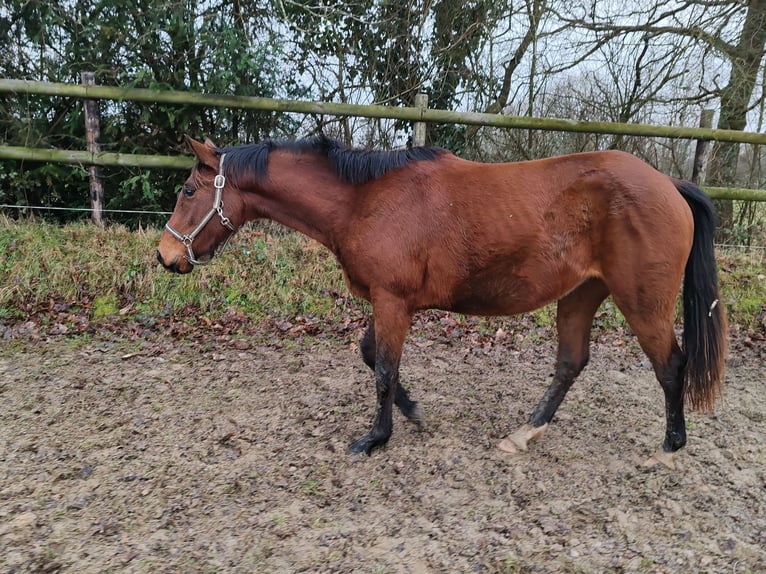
[164,153,236,266]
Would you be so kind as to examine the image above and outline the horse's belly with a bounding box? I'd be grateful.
[437,259,590,316]
[443,274,556,316]
[447,292,548,316]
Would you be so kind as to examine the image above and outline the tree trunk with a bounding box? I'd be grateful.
[692,109,715,184]
[707,0,766,240]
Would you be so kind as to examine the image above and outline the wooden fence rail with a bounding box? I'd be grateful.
[1,78,766,203]
[3,78,766,144]
[0,145,193,169]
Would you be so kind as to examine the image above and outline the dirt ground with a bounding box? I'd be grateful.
[1,322,765,573]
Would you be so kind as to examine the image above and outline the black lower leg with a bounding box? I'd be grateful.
[360,321,376,369]
[393,386,420,422]
[529,359,584,427]
[349,357,398,455]
[360,321,420,422]
[659,350,687,452]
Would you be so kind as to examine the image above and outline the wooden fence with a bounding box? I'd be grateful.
[1,78,766,223]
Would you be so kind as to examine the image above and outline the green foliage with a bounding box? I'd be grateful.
[280,0,499,147]
[0,0,301,224]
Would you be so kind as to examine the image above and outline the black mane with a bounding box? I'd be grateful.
[221,135,444,185]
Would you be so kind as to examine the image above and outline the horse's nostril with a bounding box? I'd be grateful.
[157,251,187,274]
[157,250,179,272]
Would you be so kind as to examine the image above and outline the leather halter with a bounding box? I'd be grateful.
[164,153,236,265]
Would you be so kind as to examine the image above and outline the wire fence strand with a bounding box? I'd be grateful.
[2,204,764,257]
[0,204,172,215]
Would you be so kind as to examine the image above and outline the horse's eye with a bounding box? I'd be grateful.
[182,187,195,198]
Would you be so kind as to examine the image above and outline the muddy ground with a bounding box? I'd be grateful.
[1,321,764,573]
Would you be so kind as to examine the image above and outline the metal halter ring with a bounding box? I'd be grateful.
[164,153,236,265]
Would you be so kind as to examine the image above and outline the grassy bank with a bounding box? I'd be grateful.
[0,216,356,324]
[0,216,764,333]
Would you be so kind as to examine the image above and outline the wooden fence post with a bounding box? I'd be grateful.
[692,109,715,185]
[412,93,428,147]
[81,71,105,226]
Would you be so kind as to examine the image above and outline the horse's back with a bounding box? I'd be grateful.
[437,148,695,260]
[344,149,694,314]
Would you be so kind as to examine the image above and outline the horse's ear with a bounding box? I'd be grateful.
[185,135,219,170]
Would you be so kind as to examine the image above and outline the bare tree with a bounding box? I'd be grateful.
[550,0,765,238]
[706,0,766,237]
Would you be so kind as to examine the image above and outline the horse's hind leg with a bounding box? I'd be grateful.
[609,296,687,469]
[643,340,686,469]
[499,278,609,454]
[360,320,424,425]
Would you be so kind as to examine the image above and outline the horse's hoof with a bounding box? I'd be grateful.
[348,437,374,456]
[406,404,425,429]
[643,449,678,470]
[348,434,387,456]
[497,423,548,454]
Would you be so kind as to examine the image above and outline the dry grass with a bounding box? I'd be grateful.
[0,216,764,332]
[0,216,353,322]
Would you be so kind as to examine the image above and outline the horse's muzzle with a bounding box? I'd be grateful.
[156,250,192,274]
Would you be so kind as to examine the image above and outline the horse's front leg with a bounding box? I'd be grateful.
[349,294,411,455]
[360,319,424,426]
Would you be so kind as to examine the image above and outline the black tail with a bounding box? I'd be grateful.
[674,179,727,412]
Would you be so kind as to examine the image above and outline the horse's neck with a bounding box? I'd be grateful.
[243,151,353,252]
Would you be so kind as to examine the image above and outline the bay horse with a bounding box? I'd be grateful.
[157,135,727,468]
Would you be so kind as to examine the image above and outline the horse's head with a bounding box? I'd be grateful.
[157,137,241,274]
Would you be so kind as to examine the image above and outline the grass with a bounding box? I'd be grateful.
[0,215,353,325]
[0,215,764,333]
[718,247,766,328]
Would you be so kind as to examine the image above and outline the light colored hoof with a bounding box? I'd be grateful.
[497,423,548,454]
[407,404,425,428]
[643,449,677,470]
